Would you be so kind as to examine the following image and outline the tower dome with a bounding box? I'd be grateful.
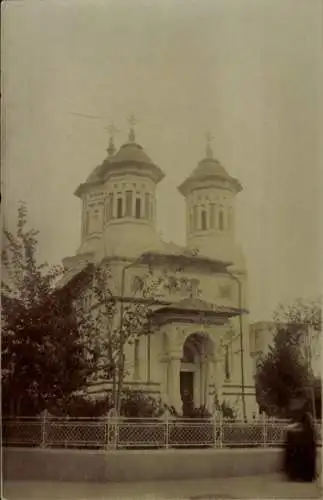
[75,119,165,259]
[178,136,244,266]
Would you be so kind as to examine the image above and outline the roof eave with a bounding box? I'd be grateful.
[74,180,102,198]
[178,175,242,197]
[103,162,165,184]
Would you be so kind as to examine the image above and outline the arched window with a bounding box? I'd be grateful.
[125,191,133,217]
[201,209,207,230]
[135,197,141,218]
[181,342,195,363]
[117,195,123,218]
[219,210,224,230]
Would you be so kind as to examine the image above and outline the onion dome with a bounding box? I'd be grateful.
[75,118,164,197]
[178,134,242,196]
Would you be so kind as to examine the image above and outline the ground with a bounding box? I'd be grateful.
[3,474,322,500]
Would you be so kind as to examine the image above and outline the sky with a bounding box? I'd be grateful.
[2,0,322,321]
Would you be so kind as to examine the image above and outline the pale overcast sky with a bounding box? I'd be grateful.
[2,0,322,321]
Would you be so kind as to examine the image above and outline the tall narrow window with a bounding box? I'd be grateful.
[125,191,133,217]
[145,193,150,219]
[193,206,198,231]
[225,344,230,380]
[210,204,215,229]
[108,193,114,219]
[190,212,193,233]
[219,210,224,230]
[117,194,123,218]
[150,200,154,221]
[201,209,207,230]
[135,197,141,219]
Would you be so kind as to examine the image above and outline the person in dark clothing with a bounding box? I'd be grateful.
[299,411,317,481]
[283,410,317,482]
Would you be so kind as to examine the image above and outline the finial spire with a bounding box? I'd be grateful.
[205,132,214,159]
[106,122,119,156]
[127,114,138,143]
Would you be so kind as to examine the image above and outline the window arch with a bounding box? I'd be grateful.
[201,209,207,230]
[219,210,224,230]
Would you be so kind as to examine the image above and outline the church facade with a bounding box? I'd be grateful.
[62,123,259,419]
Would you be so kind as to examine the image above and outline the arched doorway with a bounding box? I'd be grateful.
[180,333,214,415]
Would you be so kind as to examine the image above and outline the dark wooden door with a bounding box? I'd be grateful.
[180,371,194,415]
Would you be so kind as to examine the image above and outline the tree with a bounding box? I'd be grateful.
[255,325,312,417]
[1,203,97,415]
[81,260,176,415]
[273,296,322,372]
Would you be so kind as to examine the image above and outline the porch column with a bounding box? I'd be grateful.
[207,360,216,412]
[159,356,169,404]
[200,357,208,407]
[214,356,225,403]
[168,354,181,413]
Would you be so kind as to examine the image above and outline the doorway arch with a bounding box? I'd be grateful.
[180,333,214,414]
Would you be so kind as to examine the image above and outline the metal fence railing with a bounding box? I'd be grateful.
[2,416,322,450]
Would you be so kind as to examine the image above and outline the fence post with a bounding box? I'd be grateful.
[262,412,267,448]
[219,414,223,449]
[106,408,118,450]
[164,411,169,449]
[40,410,48,448]
[213,414,217,448]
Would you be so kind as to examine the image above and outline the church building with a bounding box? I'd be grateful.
[61,120,259,419]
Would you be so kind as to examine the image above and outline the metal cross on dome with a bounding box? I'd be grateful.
[105,121,119,156]
[106,121,119,137]
[205,131,214,159]
[128,114,138,142]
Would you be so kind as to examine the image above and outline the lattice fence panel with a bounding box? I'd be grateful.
[117,421,165,448]
[222,422,263,447]
[265,423,286,446]
[46,421,105,448]
[3,420,42,446]
[169,421,214,447]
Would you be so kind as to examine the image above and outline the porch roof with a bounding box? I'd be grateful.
[151,297,244,319]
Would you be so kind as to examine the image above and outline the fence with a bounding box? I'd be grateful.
[2,415,322,450]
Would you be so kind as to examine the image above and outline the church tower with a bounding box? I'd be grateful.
[178,136,244,268]
[74,118,165,259]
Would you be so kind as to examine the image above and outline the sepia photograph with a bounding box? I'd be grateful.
[1,0,322,498]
